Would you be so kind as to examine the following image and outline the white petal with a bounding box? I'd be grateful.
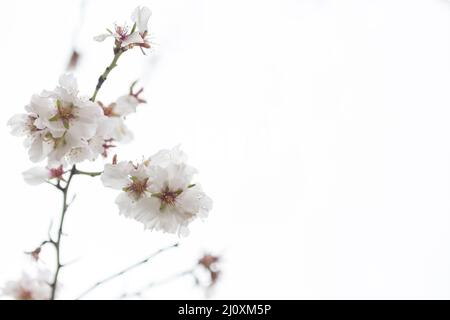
[114,121,134,143]
[28,135,53,163]
[115,192,136,217]
[68,121,97,140]
[66,145,92,164]
[148,145,188,167]
[159,162,197,191]
[87,134,106,158]
[101,162,133,189]
[95,116,112,137]
[134,197,192,235]
[7,114,30,136]
[131,6,151,33]
[46,133,82,165]
[101,117,133,143]
[29,94,54,120]
[94,33,112,42]
[121,32,144,47]
[146,165,168,193]
[114,95,139,116]
[58,74,78,94]
[75,101,103,122]
[69,103,103,139]
[177,185,213,218]
[22,167,50,185]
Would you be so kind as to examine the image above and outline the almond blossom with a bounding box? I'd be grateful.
[97,94,141,143]
[94,24,144,48]
[101,147,212,236]
[41,74,102,140]
[7,74,104,166]
[7,97,54,162]
[95,6,151,51]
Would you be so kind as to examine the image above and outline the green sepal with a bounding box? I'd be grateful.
[49,114,60,121]
[63,119,70,129]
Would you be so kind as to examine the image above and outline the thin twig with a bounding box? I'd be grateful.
[90,46,125,102]
[74,169,103,177]
[46,180,63,191]
[75,243,179,300]
[119,268,195,299]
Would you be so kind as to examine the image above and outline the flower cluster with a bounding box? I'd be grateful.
[101,146,212,236]
[7,5,212,238]
[7,74,143,168]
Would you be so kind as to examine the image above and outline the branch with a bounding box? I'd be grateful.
[45,26,130,300]
[90,46,125,102]
[75,243,179,300]
[49,165,77,300]
[119,268,195,299]
[74,168,103,177]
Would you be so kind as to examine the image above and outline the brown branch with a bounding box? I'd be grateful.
[49,165,77,300]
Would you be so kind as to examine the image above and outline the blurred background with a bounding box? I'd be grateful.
[1,0,450,299]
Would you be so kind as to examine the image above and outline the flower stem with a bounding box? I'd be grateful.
[49,165,77,300]
[74,169,103,177]
[90,47,124,102]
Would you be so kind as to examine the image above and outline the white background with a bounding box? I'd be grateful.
[1,0,450,299]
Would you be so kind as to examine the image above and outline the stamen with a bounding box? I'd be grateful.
[124,177,148,199]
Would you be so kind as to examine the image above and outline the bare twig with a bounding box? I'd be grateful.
[75,243,179,300]
[90,45,125,102]
[119,268,195,299]
[73,169,103,177]
[49,165,77,300]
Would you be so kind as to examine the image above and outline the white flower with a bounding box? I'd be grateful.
[95,6,151,50]
[42,74,102,142]
[94,25,144,48]
[7,96,55,163]
[8,74,104,165]
[101,147,212,236]
[137,164,212,236]
[2,272,51,300]
[8,74,104,166]
[94,90,145,148]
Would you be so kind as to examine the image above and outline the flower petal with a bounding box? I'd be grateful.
[114,95,139,116]
[22,167,50,185]
[131,6,152,33]
[121,32,144,47]
[94,33,112,42]
[58,74,78,94]
[101,162,133,190]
